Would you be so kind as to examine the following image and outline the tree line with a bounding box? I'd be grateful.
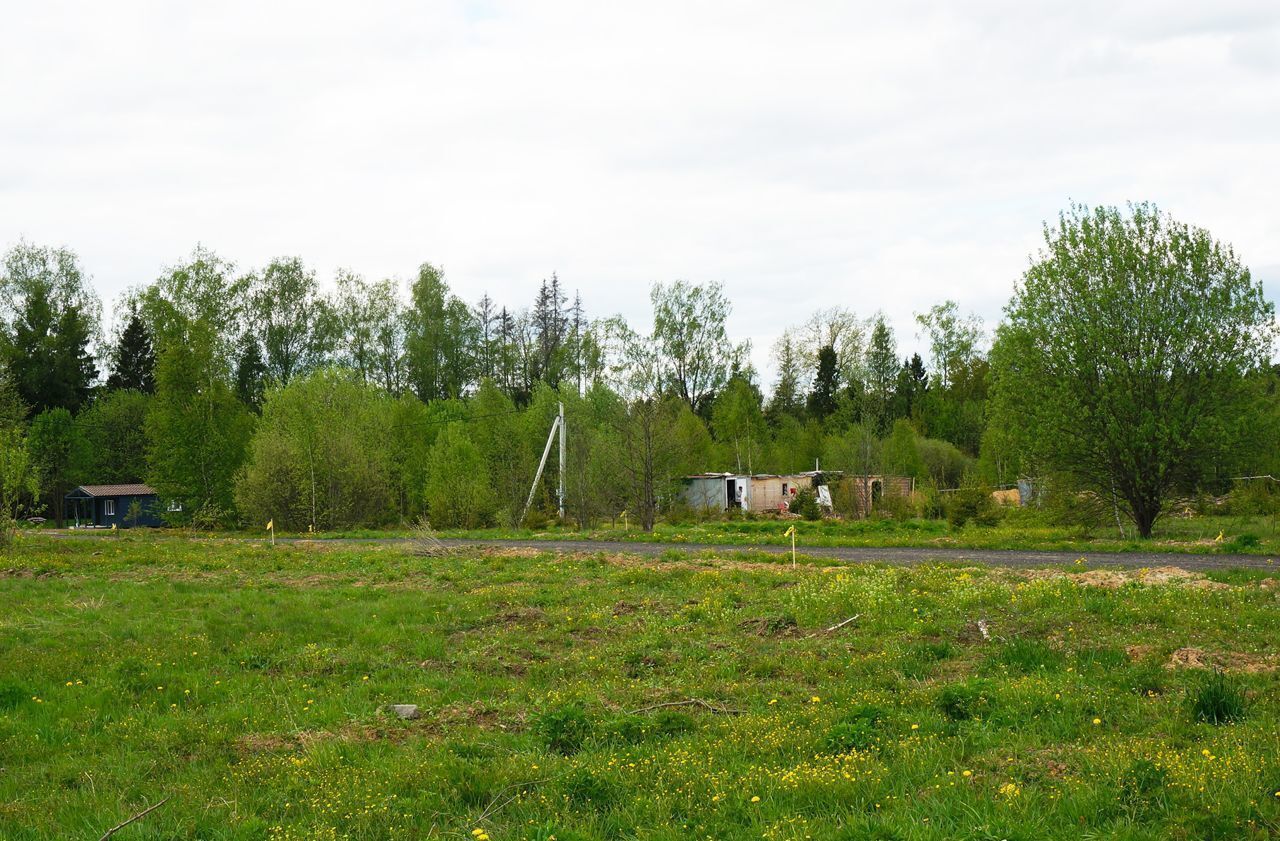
[1,201,1276,539]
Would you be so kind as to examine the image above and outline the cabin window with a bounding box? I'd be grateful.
[104,499,116,517]
[782,483,789,495]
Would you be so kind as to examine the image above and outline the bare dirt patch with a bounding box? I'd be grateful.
[1016,565,1231,590]
[1166,646,1277,673]
[236,722,412,754]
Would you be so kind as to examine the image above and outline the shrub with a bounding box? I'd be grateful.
[604,711,694,744]
[1225,533,1261,552]
[1189,670,1246,725]
[791,488,822,521]
[937,680,996,721]
[823,705,888,753]
[425,424,498,529]
[946,486,999,529]
[535,702,594,755]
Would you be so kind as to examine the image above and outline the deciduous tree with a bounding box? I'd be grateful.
[990,202,1275,537]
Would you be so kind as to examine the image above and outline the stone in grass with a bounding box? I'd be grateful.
[389,704,420,720]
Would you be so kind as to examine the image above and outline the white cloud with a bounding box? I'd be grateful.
[2,0,1278,384]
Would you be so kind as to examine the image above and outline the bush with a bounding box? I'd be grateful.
[1225,533,1261,552]
[1189,670,1246,725]
[822,704,888,753]
[791,488,822,521]
[604,710,694,744]
[937,680,996,721]
[946,486,999,529]
[425,424,498,529]
[535,702,594,755]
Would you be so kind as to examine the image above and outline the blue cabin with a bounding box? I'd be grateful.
[64,484,167,528]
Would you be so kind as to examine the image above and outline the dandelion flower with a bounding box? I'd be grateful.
[962,770,972,777]
[1092,718,1101,725]
[751,795,761,803]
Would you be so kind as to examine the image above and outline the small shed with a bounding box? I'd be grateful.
[835,475,915,516]
[64,484,165,528]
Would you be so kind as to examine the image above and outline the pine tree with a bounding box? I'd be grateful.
[234,331,267,411]
[106,314,156,393]
[1,243,99,416]
[864,316,899,434]
[768,334,804,423]
[806,345,839,421]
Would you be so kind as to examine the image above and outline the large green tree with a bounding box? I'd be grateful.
[27,407,86,527]
[77,390,151,484]
[0,243,99,415]
[248,257,332,385]
[405,263,475,401]
[650,280,741,415]
[990,202,1276,537]
[142,248,254,523]
[105,308,156,393]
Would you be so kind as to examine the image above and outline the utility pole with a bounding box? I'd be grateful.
[557,401,566,520]
[521,402,567,525]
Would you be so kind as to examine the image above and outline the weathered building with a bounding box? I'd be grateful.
[680,472,833,514]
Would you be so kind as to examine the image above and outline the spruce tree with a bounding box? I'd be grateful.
[106,314,156,393]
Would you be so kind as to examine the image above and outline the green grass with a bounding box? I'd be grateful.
[4,534,1280,838]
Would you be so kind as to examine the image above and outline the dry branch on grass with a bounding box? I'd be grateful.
[627,698,744,715]
[98,796,169,840]
[802,613,861,639]
[407,517,447,557]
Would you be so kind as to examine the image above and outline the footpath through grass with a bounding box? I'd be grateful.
[4,534,1280,839]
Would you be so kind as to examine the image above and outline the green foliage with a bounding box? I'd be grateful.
[26,407,87,527]
[105,311,156,393]
[147,330,254,523]
[823,704,888,753]
[791,487,822,520]
[235,370,401,530]
[881,419,923,480]
[424,423,497,529]
[0,242,99,415]
[76,389,151,484]
[650,279,739,415]
[990,202,1276,537]
[1189,670,1246,725]
[937,679,996,721]
[535,702,594,755]
[405,263,475,402]
[946,485,999,528]
[248,256,332,384]
[0,425,38,544]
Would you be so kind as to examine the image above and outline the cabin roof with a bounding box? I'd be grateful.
[66,484,157,498]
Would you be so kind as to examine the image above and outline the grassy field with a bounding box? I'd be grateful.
[4,535,1280,839]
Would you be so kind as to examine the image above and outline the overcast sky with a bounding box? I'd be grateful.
[3,0,1278,382]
